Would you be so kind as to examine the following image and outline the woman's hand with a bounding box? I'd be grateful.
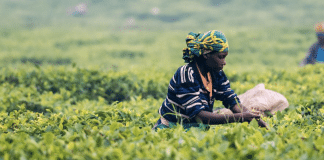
[248,107,269,129]
[243,111,268,129]
[232,104,269,129]
[250,107,268,117]
[242,112,261,122]
[257,119,268,129]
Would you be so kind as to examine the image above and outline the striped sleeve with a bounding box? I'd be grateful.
[214,71,240,109]
[171,65,206,119]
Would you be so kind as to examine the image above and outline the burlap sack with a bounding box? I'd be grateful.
[214,83,289,116]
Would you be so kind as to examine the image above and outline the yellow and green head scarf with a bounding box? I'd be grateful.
[182,30,229,63]
[315,22,324,38]
[315,22,324,33]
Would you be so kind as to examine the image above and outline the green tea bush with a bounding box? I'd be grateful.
[0,63,324,159]
[0,66,168,113]
[10,57,72,66]
[1,23,324,159]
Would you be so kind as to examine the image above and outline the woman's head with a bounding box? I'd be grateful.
[315,22,324,44]
[182,30,229,64]
[195,50,228,71]
[203,51,228,71]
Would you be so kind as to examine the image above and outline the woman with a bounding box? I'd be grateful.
[300,22,324,66]
[153,30,267,130]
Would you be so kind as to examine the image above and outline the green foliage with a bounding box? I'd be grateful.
[0,63,324,159]
[0,26,316,74]
[11,57,72,66]
[0,6,324,158]
[0,66,168,113]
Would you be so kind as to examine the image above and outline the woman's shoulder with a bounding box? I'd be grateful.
[173,63,197,84]
[309,41,321,52]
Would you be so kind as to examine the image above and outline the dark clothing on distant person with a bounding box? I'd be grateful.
[300,22,324,66]
[300,42,324,66]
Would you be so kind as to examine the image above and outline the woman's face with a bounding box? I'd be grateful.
[205,51,228,72]
[317,32,324,44]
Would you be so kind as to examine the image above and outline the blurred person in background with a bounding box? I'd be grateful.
[66,3,88,17]
[300,22,324,66]
[152,30,268,131]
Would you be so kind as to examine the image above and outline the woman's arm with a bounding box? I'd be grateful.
[196,110,260,125]
[299,42,319,66]
[231,103,268,128]
[231,103,249,113]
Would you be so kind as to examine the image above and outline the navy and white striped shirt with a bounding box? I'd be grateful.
[158,62,240,124]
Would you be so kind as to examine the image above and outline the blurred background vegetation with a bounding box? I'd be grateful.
[0,0,323,73]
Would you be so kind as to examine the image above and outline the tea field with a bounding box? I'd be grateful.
[1,0,324,158]
[0,25,324,160]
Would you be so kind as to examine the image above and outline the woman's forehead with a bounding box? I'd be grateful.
[218,52,228,56]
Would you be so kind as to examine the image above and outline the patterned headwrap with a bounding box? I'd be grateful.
[315,22,324,33]
[182,30,229,63]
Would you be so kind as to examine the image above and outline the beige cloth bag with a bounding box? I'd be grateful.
[215,83,289,116]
